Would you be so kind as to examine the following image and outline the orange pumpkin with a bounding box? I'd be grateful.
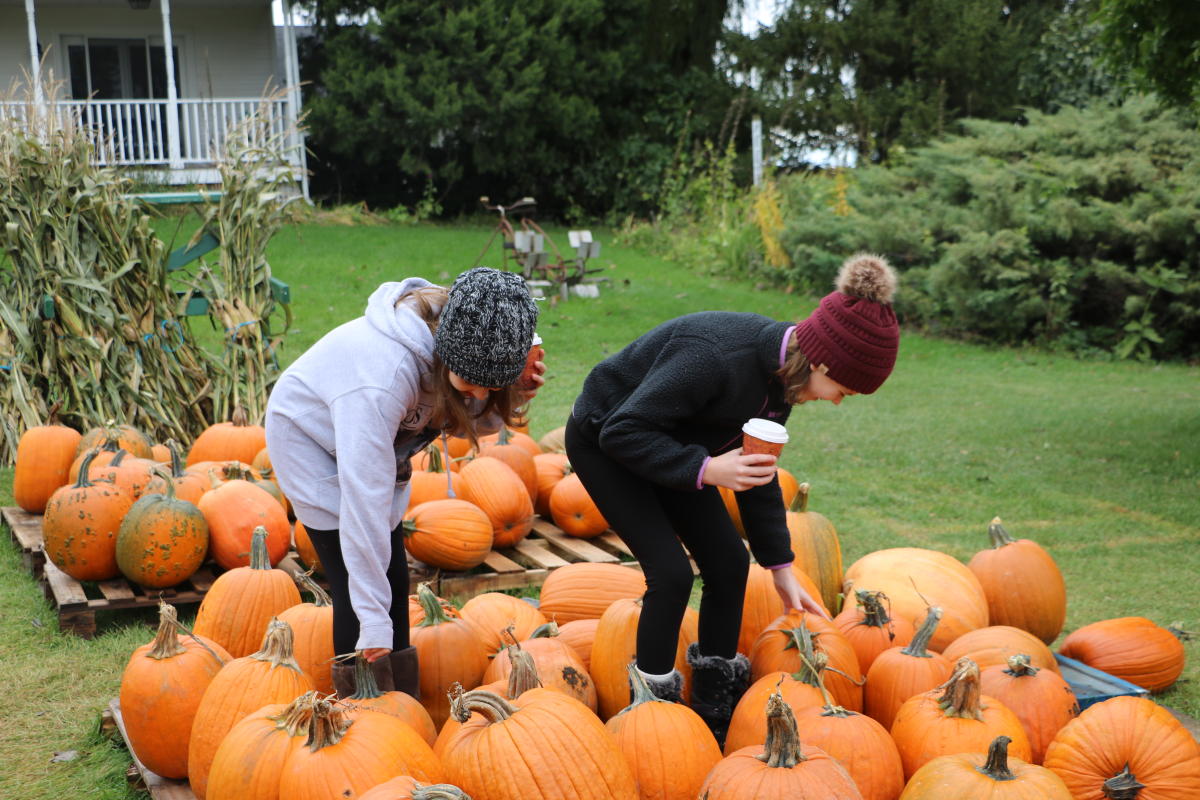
[337,653,438,747]
[142,440,209,505]
[408,590,460,626]
[980,654,1078,764]
[739,562,829,657]
[605,664,722,800]
[42,450,135,581]
[483,624,597,711]
[477,427,538,503]
[536,562,647,624]
[186,619,314,799]
[749,610,863,712]
[433,645,544,757]
[458,592,547,656]
[457,456,535,548]
[532,452,571,517]
[776,467,800,507]
[726,644,828,755]
[833,589,916,674]
[410,582,491,728]
[591,597,697,720]
[206,692,315,800]
[192,527,302,658]
[555,617,599,671]
[13,402,82,513]
[549,471,609,538]
[942,625,1060,674]
[186,406,268,467]
[198,476,291,570]
[700,690,863,799]
[967,517,1066,644]
[440,687,637,799]
[785,483,844,613]
[408,450,465,507]
[1043,695,1200,800]
[900,735,1073,799]
[292,520,321,573]
[89,448,157,500]
[402,499,493,571]
[76,422,153,460]
[118,603,230,779]
[276,572,335,695]
[1058,616,1187,693]
[115,470,209,588]
[890,657,1032,780]
[863,606,954,732]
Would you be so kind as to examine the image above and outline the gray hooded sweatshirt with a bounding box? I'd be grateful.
[265,278,466,650]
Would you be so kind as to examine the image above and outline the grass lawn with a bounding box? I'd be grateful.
[1,217,1197,798]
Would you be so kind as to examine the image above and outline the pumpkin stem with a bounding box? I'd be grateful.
[294,570,332,607]
[416,582,456,627]
[147,465,177,501]
[450,687,518,725]
[221,462,253,482]
[935,657,986,721]
[1102,765,1146,799]
[529,621,560,639]
[165,440,187,478]
[497,426,514,446]
[1004,654,1039,678]
[231,405,249,427]
[274,690,318,738]
[781,622,824,687]
[348,651,386,700]
[410,784,471,800]
[504,646,542,697]
[788,482,810,513]
[1166,622,1193,642]
[73,449,100,489]
[977,736,1017,781]
[147,601,187,659]
[501,624,521,648]
[853,590,895,631]
[619,663,668,713]
[248,526,272,571]
[797,649,850,717]
[249,618,304,672]
[900,606,943,658]
[987,517,1017,548]
[757,690,806,768]
[109,448,130,467]
[47,400,64,425]
[304,696,351,751]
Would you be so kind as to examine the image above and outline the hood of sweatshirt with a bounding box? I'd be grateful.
[363,278,439,363]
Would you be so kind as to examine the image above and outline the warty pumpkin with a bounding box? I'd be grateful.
[900,735,1073,799]
[980,654,1078,764]
[833,589,916,674]
[700,690,865,799]
[118,603,230,780]
[536,561,647,624]
[403,499,494,572]
[862,605,954,732]
[90,448,156,500]
[42,450,135,581]
[1058,616,1187,693]
[605,663,722,800]
[186,406,268,467]
[890,657,1032,780]
[276,571,335,694]
[457,456,535,548]
[192,527,302,658]
[967,517,1067,644]
[115,468,209,588]
[1042,695,1200,800]
[13,401,82,513]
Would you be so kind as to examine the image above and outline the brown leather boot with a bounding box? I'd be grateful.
[331,661,356,699]
[389,646,420,699]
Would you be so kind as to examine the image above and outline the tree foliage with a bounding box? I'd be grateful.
[1095,0,1200,109]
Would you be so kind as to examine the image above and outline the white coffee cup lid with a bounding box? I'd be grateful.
[742,418,788,443]
[532,333,542,346]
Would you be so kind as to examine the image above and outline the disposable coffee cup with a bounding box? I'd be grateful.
[742,418,788,457]
[519,333,544,391]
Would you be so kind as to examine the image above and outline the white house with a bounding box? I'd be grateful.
[0,0,307,192]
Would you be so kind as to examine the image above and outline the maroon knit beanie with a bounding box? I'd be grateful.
[792,254,900,395]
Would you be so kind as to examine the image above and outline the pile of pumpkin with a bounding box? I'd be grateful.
[11,404,608,589]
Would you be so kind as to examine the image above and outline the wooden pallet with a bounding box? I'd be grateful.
[103,698,196,800]
[2,507,659,634]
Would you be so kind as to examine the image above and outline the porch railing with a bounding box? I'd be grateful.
[0,97,302,169]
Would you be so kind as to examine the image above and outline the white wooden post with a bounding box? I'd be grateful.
[24,0,44,108]
[751,115,763,186]
[280,0,309,199]
[159,0,183,169]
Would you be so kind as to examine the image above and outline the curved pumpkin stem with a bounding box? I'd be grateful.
[1103,764,1146,799]
[250,618,303,672]
[450,687,519,725]
[274,690,318,738]
[757,690,806,768]
[147,465,178,501]
[936,657,985,721]
[529,621,560,639]
[788,482,811,513]
[496,427,514,446]
[164,440,188,478]
[504,646,542,697]
[1004,653,1039,678]
[147,601,187,660]
[619,663,668,713]
[248,526,272,571]
[977,736,1017,781]
[795,649,849,718]
[987,517,1017,548]
[416,582,456,627]
[109,448,131,468]
[900,606,943,658]
[410,784,472,800]
[294,570,332,607]
[782,622,828,688]
[304,695,351,751]
[72,449,101,489]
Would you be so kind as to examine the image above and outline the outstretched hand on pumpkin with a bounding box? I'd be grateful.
[772,567,830,619]
[701,448,777,492]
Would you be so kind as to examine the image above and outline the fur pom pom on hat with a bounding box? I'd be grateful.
[793,253,900,395]
[434,267,539,388]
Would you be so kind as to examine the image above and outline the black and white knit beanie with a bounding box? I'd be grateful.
[434,267,539,388]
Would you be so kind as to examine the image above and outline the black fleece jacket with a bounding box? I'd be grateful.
[572,311,795,567]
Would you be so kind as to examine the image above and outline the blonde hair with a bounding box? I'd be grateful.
[399,284,527,448]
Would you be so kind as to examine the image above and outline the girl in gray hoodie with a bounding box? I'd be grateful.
[264,267,541,698]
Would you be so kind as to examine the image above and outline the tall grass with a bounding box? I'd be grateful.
[0,219,1196,798]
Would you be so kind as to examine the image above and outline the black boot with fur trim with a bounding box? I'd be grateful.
[685,643,750,748]
[633,666,683,704]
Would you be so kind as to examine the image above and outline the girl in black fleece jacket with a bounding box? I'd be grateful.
[565,253,900,745]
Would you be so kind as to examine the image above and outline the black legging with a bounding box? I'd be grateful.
[565,416,750,673]
[304,523,410,655]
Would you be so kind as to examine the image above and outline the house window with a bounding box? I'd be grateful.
[66,39,180,100]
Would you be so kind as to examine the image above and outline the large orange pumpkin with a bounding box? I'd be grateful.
[13,402,82,513]
[941,625,1060,675]
[700,690,864,799]
[186,406,268,467]
[477,426,538,503]
[536,562,647,623]
[118,603,230,779]
[458,591,547,656]
[115,470,209,588]
[890,657,1032,780]
[967,517,1067,644]
[785,483,844,613]
[749,610,863,712]
[192,527,302,658]
[457,456,535,548]
[402,499,493,571]
[833,589,916,674]
[197,476,290,569]
[740,563,830,658]
[900,735,1073,799]
[1042,695,1200,800]
[605,664,722,800]
[440,687,638,799]
[206,692,315,800]
[338,653,438,747]
[90,448,156,500]
[549,471,609,538]
[844,547,989,651]
[42,450,135,581]
[980,654,1078,764]
[410,582,491,728]
[483,625,597,711]
[276,572,335,695]
[1058,616,1187,693]
[863,606,954,733]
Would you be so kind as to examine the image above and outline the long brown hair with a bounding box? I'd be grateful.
[776,334,814,405]
[398,285,528,448]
